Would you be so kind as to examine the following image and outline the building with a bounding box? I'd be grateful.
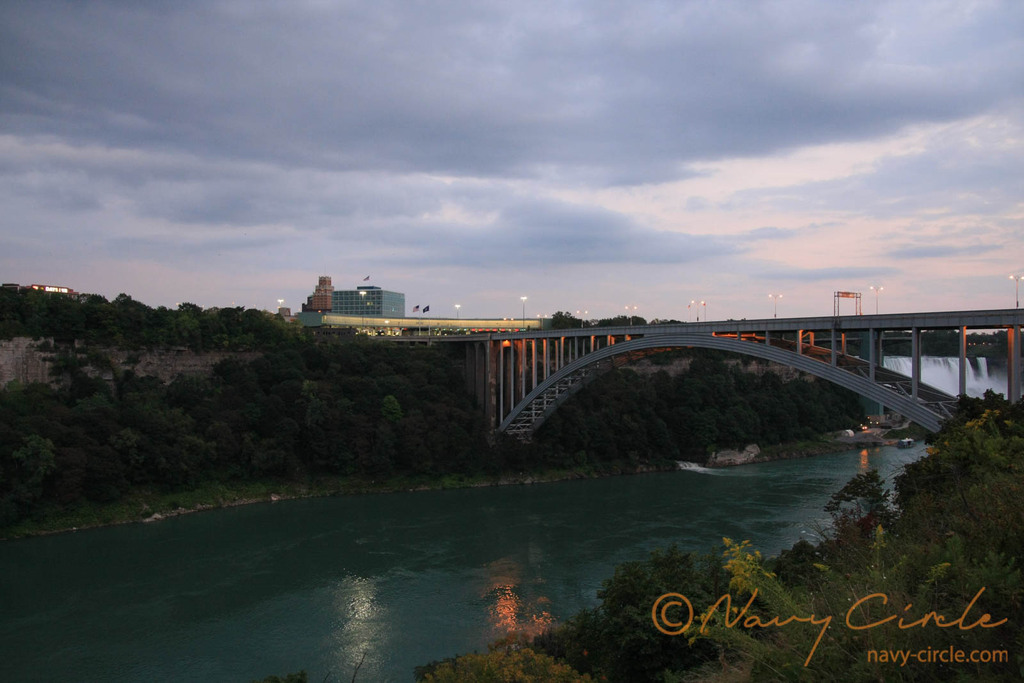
[332,286,405,318]
[302,276,334,312]
[296,275,547,336]
[2,283,78,296]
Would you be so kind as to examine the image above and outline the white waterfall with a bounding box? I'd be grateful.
[882,356,1007,398]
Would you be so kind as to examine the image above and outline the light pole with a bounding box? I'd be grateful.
[701,300,707,322]
[520,296,527,330]
[359,290,366,332]
[625,305,637,325]
[577,309,588,328]
[870,285,883,314]
[454,303,461,320]
[1011,275,1021,309]
[689,300,694,322]
[769,293,782,318]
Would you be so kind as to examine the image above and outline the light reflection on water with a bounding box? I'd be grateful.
[484,556,555,639]
[328,575,386,676]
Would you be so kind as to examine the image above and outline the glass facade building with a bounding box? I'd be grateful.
[332,286,405,318]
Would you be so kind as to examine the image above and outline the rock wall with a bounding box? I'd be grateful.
[100,347,261,384]
[0,337,54,386]
[706,443,761,467]
[0,337,259,388]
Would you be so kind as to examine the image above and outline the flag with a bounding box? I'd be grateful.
[423,305,430,313]
[413,305,420,313]
[363,275,370,281]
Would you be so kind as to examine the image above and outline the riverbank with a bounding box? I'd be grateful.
[702,425,931,468]
[2,430,912,540]
[0,460,681,540]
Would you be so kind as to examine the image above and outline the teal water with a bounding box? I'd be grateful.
[0,444,925,682]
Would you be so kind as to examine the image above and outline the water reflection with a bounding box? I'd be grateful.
[328,575,387,674]
[859,449,870,470]
[484,557,554,639]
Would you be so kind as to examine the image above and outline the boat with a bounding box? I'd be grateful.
[897,438,915,448]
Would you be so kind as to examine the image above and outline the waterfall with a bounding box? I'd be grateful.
[882,356,1007,398]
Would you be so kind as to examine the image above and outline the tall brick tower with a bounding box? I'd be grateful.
[303,275,334,312]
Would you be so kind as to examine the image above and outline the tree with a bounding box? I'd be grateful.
[420,638,592,682]
[550,311,583,329]
[541,546,723,681]
[381,394,403,423]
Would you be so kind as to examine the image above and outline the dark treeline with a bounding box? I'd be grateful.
[2,290,863,531]
[0,287,301,350]
[0,338,490,527]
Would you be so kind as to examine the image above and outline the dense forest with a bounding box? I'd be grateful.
[417,393,1024,681]
[1,289,864,533]
[535,351,863,462]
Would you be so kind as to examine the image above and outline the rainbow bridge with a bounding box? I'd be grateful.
[445,309,1023,440]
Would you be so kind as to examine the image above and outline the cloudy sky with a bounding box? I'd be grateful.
[2,0,1022,321]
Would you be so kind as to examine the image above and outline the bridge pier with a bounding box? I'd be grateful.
[959,327,967,396]
[1010,324,1021,402]
[911,327,921,401]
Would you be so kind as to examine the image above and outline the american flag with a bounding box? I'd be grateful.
[413,305,420,312]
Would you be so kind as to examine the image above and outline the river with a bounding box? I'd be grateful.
[0,443,926,682]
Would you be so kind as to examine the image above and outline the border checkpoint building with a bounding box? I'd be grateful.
[297,276,548,336]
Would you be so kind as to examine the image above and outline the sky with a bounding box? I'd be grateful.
[2,0,1023,322]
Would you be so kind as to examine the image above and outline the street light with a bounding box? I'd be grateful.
[359,290,366,331]
[454,304,461,320]
[688,300,695,322]
[769,293,782,318]
[520,296,527,329]
[870,285,883,314]
[1011,275,1022,309]
[625,305,637,326]
[701,300,707,322]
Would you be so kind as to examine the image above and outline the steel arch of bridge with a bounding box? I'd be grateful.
[498,333,957,439]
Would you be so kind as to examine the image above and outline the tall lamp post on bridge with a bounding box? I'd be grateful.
[454,303,461,320]
[1011,275,1021,309]
[520,296,527,330]
[870,285,883,314]
[701,300,707,322]
[769,293,782,318]
[689,300,695,322]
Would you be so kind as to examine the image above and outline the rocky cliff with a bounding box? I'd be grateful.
[0,337,259,388]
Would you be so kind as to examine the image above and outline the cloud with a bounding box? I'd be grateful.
[1,1,1022,316]
[756,265,899,283]
[3,1,1022,185]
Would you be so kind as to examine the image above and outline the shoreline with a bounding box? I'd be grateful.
[1,435,905,540]
[0,461,680,541]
